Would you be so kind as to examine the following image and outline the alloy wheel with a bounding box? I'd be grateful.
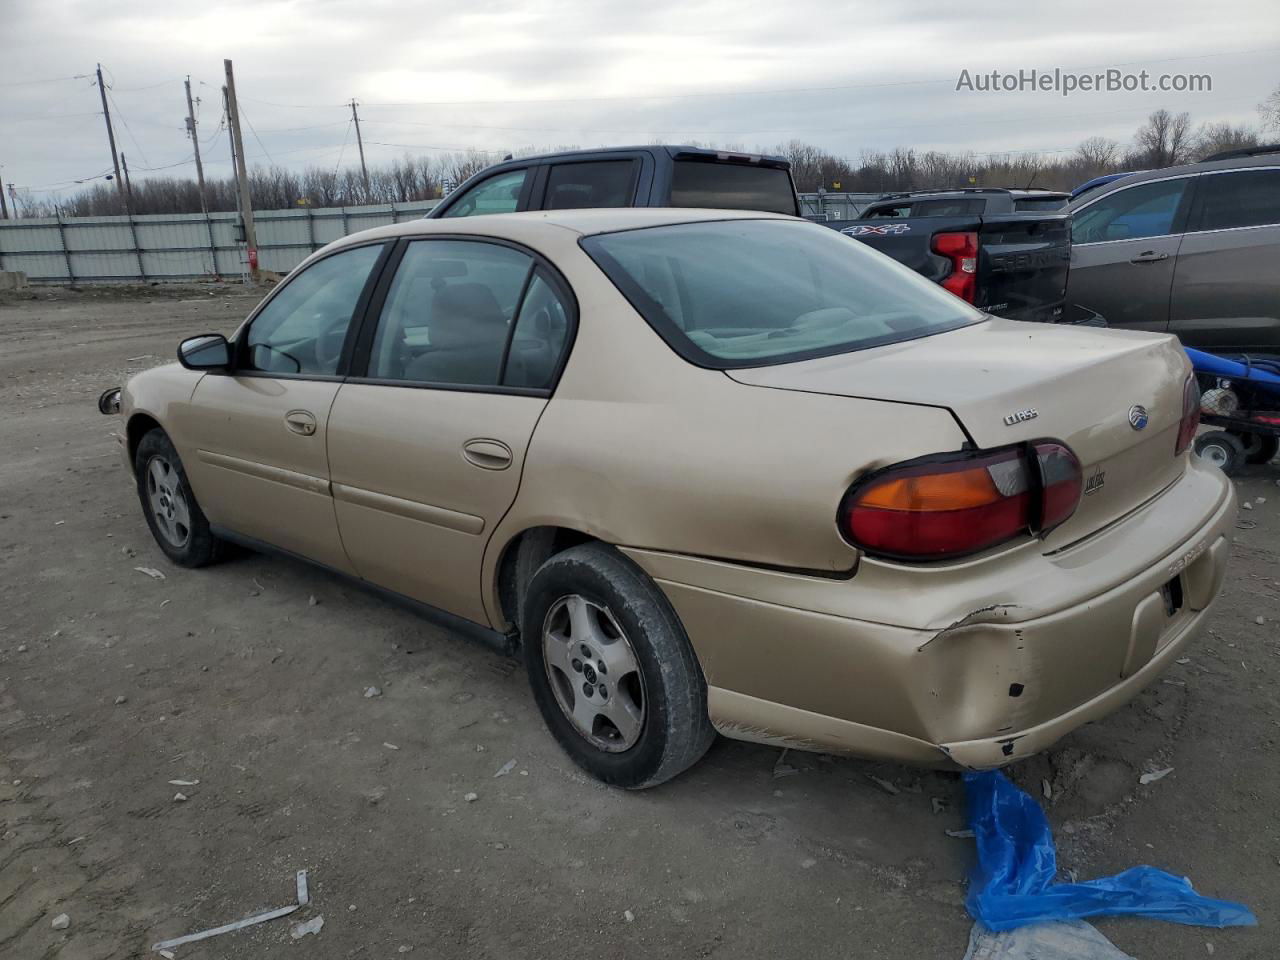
[541,594,646,752]
[145,455,191,548]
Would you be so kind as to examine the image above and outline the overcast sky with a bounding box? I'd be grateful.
[3,0,1278,199]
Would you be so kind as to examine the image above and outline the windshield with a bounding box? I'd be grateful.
[581,219,983,368]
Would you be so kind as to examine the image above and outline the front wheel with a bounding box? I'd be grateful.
[134,428,224,567]
[522,543,714,789]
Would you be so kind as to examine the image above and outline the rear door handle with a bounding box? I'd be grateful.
[284,409,317,436]
[1129,251,1169,264]
[462,439,513,470]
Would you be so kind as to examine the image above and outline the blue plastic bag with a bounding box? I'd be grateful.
[964,770,1256,931]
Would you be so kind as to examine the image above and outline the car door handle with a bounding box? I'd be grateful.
[462,439,513,470]
[1129,251,1169,263]
[284,409,317,436]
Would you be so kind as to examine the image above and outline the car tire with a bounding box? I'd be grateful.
[521,542,715,789]
[134,428,224,568]
[1194,430,1246,476]
[1233,431,1280,465]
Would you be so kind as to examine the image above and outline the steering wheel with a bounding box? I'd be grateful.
[314,315,350,371]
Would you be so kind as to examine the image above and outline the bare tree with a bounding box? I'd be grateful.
[1133,109,1194,168]
[1194,122,1260,160]
[1260,83,1280,134]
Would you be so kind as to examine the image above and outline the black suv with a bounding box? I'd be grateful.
[427,145,800,219]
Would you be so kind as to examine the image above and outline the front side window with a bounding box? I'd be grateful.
[1072,178,1190,244]
[544,161,636,210]
[243,244,383,375]
[1196,169,1280,231]
[583,218,981,367]
[440,169,527,218]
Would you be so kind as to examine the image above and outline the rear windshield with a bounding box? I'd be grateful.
[670,161,798,215]
[582,219,982,368]
[1014,196,1070,211]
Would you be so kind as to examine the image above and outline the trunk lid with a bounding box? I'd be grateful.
[728,318,1190,550]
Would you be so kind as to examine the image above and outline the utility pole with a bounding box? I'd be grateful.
[184,76,208,214]
[223,59,259,281]
[95,63,127,211]
[121,153,135,204]
[350,99,370,195]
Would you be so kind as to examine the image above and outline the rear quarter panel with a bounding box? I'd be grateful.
[481,235,970,625]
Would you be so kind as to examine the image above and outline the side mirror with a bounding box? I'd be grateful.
[177,334,231,371]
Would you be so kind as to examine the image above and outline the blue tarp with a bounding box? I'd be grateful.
[964,771,1257,931]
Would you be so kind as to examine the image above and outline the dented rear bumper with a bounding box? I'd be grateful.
[621,458,1234,767]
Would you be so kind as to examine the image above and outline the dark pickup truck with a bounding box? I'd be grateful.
[428,145,801,219]
[830,188,1073,323]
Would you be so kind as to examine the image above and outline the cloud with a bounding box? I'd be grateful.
[2,0,1277,200]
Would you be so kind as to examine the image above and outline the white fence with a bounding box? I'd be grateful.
[0,201,439,283]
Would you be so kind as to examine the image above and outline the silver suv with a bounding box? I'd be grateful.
[1065,147,1280,352]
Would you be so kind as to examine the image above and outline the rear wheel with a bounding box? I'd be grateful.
[522,543,714,789]
[134,428,224,567]
[1231,430,1280,465]
[1194,430,1246,476]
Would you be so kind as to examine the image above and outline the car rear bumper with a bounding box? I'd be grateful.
[621,459,1234,767]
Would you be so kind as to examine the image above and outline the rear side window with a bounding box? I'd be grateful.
[366,239,572,390]
[544,161,636,210]
[1196,169,1280,231]
[865,204,913,218]
[368,240,531,386]
[911,198,986,216]
[583,219,980,368]
[1072,178,1190,243]
[440,169,527,218]
[670,162,797,215]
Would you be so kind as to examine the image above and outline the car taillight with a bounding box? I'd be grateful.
[931,231,978,303]
[1176,372,1200,456]
[839,442,1082,561]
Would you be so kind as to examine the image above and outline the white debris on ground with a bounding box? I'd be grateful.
[51,913,71,930]
[961,920,1134,959]
[290,915,324,939]
[363,686,382,698]
[1139,767,1174,785]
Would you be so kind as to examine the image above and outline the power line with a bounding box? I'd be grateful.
[332,119,353,175]
[112,78,182,93]
[6,111,105,124]
[236,103,276,166]
[105,88,150,166]
[0,74,90,88]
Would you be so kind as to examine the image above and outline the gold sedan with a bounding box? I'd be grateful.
[101,209,1232,788]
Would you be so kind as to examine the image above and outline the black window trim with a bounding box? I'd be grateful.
[535,156,643,211]
[225,239,395,383]
[1184,164,1280,234]
[579,218,985,371]
[345,233,580,398]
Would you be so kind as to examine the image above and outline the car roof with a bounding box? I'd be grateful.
[1071,151,1280,207]
[870,188,1069,202]
[328,207,798,249]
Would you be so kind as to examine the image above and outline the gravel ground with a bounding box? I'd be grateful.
[1,285,1277,959]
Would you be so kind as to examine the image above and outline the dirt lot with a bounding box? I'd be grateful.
[1,285,1277,959]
